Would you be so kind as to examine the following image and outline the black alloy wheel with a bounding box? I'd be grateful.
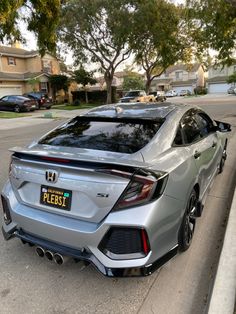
[179,189,198,252]
[218,140,227,174]
[14,105,20,113]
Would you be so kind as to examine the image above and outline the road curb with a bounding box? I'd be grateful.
[208,187,236,314]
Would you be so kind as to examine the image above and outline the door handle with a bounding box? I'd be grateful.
[194,150,201,159]
[212,141,217,148]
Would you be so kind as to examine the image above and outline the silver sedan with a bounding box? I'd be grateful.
[1,102,231,276]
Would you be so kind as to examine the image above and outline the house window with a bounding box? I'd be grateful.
[40,82,48,93]
[175,71,183,80]
[8,57,16,66]
[42,60,52,73]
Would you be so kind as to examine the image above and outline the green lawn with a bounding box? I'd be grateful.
[52,103,101,110]
[0,112,29,119]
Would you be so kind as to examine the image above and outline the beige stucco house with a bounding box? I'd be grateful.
[0,45,60,97]
[150,63,205,94]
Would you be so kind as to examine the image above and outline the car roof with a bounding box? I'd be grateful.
[84,102,190,120]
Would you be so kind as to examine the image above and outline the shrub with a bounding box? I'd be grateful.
[194,86,208,95]
[72,99,80,106]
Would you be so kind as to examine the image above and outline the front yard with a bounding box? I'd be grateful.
[52,103,101,110]
[0,112,29,119]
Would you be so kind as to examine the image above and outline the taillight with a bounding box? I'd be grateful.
[113,169,168,211]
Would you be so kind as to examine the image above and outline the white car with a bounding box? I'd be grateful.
[165,90,178,97]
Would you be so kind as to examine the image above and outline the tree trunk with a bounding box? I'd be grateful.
[52,87,57,103]
[145,71,151,95]
[105,78,112,104]
[105,71,114,104]
[145,78,151,95]
[85,90,88,104]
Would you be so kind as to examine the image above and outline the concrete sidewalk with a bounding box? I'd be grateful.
[0,108,87,131]
[207,186,236,314]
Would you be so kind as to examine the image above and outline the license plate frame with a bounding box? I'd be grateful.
[40,185,72,211]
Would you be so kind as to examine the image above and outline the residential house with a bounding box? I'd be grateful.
[0,44,60,98]
[91,71,143,92]
[207,64,236,93]
[150,63,205,94]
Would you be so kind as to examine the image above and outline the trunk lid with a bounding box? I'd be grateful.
[9,146,148,223]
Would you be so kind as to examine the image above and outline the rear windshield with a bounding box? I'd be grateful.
[39,117,163,154]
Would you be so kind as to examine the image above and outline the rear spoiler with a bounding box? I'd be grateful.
[9,147,151,173]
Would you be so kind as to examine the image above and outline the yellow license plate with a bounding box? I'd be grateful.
[40,185,72,211]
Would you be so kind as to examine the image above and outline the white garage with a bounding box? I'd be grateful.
[0,85,23,98]
[173,86,193,94]
[208,83,231,94]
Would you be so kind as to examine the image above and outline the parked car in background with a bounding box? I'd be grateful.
[0,95,37,112]
[1,102,231,277]
[165,90,178,97]
[227,86,235,94]
[23,92,52,109]
[120,90,156,103]
[149,91,166,102]
[179,90,192,96]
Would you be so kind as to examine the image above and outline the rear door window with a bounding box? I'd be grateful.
[181,111,201,144]
[39,117,163,154]
[195,112,215,137]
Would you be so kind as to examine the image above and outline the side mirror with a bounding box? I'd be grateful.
[214,120,231,132]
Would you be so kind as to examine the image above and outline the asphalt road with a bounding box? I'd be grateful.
[0,98,235,314]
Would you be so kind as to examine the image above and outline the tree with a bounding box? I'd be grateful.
[227,72,236,84]
[49,74,69,102]
[122,74,145,91]
[0,0,61,55]
[27,77,40,92]
[73,67,97,103]
[59,0,132,104]
[129,1,192,94]
[186,0,236,65]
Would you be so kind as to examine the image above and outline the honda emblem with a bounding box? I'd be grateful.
[45,170,58,183]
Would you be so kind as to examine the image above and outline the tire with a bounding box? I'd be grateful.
[218,140,227,174]
[14,105,20,113]
[178,189,198,252]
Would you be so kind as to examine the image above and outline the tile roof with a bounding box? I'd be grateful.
[165,63,201,75]
[207,76,229,83]
[0,46,38,58]
[0,72,50,81]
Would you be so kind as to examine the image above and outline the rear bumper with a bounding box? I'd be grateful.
[1,179,183,276]
[2,224,178,277]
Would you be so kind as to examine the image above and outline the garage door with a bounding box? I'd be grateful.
[174,86,193,94]
[208,83,230,94]
[0,85,22,98]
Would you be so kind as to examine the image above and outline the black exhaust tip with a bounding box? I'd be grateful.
[53,253,64,265]
[35,246,45,258]
[45,251,53,261]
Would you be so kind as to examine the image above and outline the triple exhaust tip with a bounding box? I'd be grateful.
[35,247,64,265]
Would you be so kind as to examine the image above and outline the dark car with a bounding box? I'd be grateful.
[23,92,52,109]
[0,95,37,112]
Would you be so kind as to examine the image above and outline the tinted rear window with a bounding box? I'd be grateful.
[39,117,163,154]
